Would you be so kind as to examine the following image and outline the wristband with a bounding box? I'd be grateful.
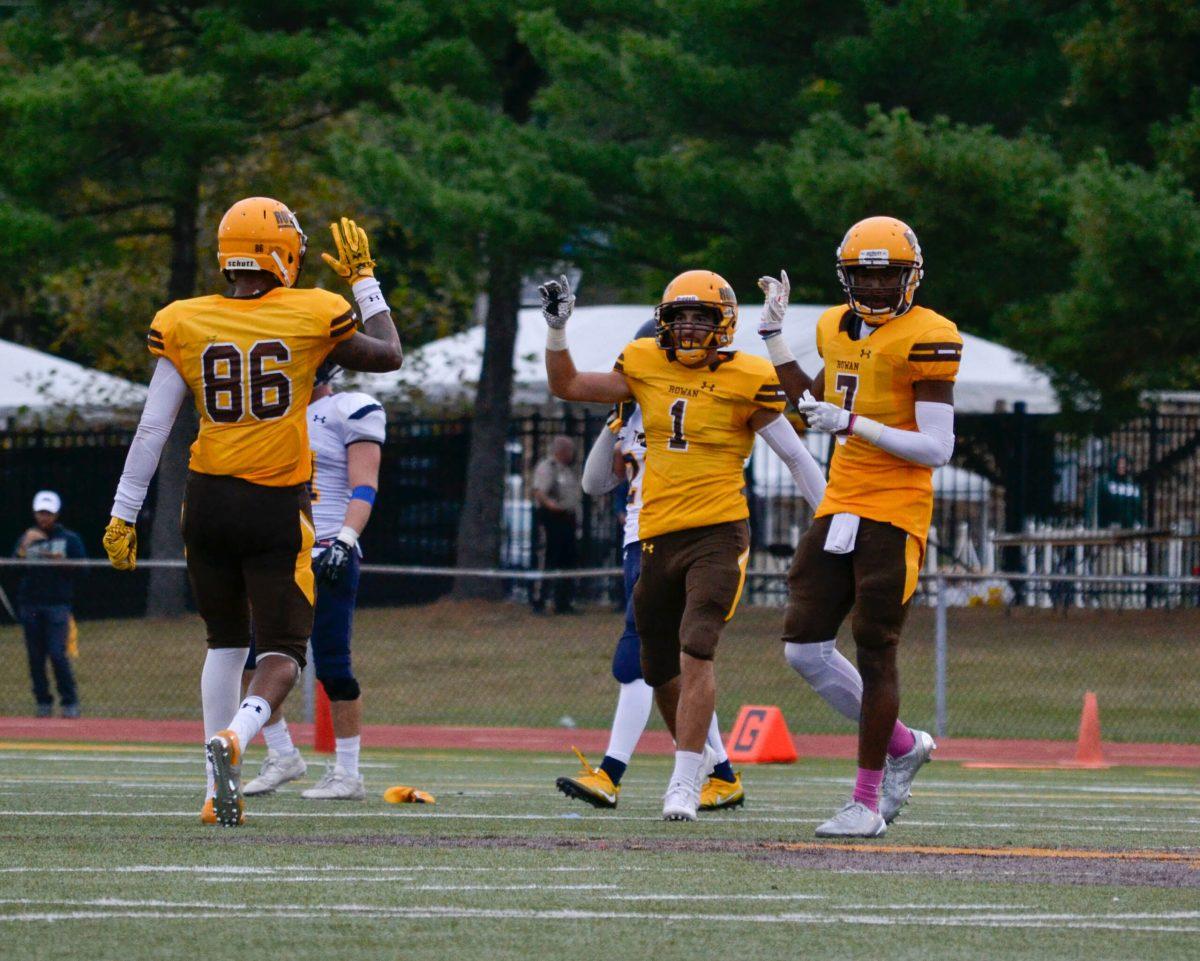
[349,484,376,506]
[336,525,360,548]
[765,334,796,367]
[546,327,568,351]
[352,276,390,321]
[850,414,884,444]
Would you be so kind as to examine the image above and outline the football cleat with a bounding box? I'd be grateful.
[556,748,619,809]
[301,764,366,800]
[662,779,698,821]
[881,728,936,823]
[199,797,218,825]
[699,771,745,811]
[205,730,245,827]
[815,801,886,838]
[244,749,307,796]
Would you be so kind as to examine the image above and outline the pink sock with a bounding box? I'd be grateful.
[852,767,884,811]
[887,721,916,759]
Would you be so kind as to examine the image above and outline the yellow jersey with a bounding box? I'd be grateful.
[814,304,962,542]
[614,338,786,539]
[147,286,356,487]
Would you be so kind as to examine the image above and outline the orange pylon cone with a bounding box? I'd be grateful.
[727,705,798,764]
[1061,691,1110,769]
[314,684,335,754]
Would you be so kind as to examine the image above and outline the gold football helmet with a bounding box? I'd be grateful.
[836,216,923,324]
[217,197,307,287]
[654,270,738,365]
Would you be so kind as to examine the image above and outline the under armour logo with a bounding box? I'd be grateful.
[312,414,326,423]
[860,348,872,359]
[642,542,654,554]
[700,380,717,392]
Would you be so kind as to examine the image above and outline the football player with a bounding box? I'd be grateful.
[558,321,750,813]
[240,360,386,801]
[102,198,402,826]
[757,216,958,837]
[543,271,826,821]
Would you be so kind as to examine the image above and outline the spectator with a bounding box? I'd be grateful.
[531,435,581,614]
[13,491,85,717]
[1094,452,1142,528]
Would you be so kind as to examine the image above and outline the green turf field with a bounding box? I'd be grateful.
[2,743,1197,960]
[3,600,1196,742]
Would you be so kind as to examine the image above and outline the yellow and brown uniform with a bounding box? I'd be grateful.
[784,304,962,648]
[614,338,786,684]
[148,286,355,663]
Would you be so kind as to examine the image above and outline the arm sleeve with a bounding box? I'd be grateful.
[110,358,191,522]
[756,415,826,510]
[581,428,622,496]
[870,401,955,468]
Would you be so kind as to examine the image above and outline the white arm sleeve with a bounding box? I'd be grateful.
[867,401,955,468]
[110,358,190,522]
[581,428,622,496]
[756,415,826,510]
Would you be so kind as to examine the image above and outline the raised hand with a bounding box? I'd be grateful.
[757,269,790,339]
[539,274,575,330]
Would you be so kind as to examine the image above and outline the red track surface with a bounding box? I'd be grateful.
[1,715,1196,767]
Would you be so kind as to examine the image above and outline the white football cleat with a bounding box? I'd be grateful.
[880,729,936,823]
[301,764,366,800]
[662,779,698,821]
[815,801,886,838]
[244,749,307,796]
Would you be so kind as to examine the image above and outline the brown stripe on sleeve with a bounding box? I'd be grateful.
[330,320,355,338]
[613,353,625,373]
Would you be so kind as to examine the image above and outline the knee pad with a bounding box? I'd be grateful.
[611,633,643,684]
[319,675,361,702]
[784,639,836,680]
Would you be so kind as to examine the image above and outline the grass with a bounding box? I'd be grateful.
[2,600,1196,742]
[1,743,1198,961]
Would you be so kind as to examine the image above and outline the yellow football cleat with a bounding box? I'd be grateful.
[200,797,217,825]
[699,771,745,811]
[555,747,619,809]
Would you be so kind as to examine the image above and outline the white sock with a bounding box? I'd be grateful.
[201,647,248,797]
[226,695,271,749]
[263,719,297,757]
[785,639,863,722]
[705,712,729,765]
[603,680,654,763]
[335,736,361,778]
[670,750,705,789]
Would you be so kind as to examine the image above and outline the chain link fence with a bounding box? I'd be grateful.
[1,559,1195,748]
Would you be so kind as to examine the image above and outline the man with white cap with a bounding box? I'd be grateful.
[12,491,86,717]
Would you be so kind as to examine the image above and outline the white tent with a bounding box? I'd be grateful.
[352,304,1058,414]
[0,338,147,424]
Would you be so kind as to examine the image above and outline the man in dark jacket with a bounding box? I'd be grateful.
[14,491,85,717]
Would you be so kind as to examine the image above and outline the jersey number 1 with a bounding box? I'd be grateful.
[202,341,292,423]
[668,398,688,451]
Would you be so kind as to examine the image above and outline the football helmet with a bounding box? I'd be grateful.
[217,197,308,288]
[835,216,923,324]
[654,270,737,365]
[314,359,342,387]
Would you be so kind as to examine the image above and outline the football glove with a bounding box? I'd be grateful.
[539,274,574,330]
[757,270,790,339]
[606,399,632,435]
[314,535,354,586]
[796,391,852,434]
[103,516,137,571]
[321,217,376,283]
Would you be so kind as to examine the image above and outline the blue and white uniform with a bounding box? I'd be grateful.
[306,392,385,687]
[613,407,646,683]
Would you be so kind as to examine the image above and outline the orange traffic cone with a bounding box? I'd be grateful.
[313,684,335,754]
[1061,691,1110,769]
[727,705,798,764]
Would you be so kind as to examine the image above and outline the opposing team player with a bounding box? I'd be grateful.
[544,271,826,821]
[103,198,402,826]
[241,361,385,801]
[757,216,958,837]
[558,322,750,812]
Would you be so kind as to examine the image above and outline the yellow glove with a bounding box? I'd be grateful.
[103,516,137,571]
[321,217,376,283]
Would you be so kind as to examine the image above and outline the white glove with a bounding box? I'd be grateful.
[538,274,575,330]
[757,270,790,338]
[796,390,851,434]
